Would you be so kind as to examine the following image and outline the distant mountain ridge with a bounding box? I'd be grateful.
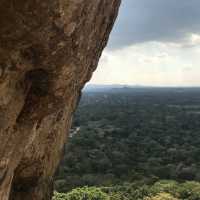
[83,84,200,92]
[83,84,143,92]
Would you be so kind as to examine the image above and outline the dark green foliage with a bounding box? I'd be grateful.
[55,87,200,192]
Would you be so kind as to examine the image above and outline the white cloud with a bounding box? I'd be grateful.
[90,36,200,86]
[190,34,200,45]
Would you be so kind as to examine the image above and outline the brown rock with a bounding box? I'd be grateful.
[0,0,121,199]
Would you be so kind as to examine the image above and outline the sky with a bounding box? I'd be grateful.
[90,0,200,86]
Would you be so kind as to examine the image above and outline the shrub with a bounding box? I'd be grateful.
[178,181,200,200]
[145,192,179,200]
[150,180,179,196]
[54,187,109,200]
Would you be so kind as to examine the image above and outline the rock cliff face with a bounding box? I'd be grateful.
[0,1,121,199]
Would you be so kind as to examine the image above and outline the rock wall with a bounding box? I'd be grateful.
[0,1,121,199]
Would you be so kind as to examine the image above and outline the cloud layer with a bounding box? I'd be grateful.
[108,0,200,49]
[90,1,200,86]
[91,40,200,86]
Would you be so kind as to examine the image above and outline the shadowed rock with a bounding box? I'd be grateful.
[0,0,121,199]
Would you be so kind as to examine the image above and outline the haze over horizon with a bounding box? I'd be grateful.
[90,0,200,87]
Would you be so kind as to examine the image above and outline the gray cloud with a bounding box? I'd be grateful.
[108,0,200,49]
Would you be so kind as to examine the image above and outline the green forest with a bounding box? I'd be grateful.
[54,87,200,199]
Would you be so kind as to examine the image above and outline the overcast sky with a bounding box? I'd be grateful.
[90,0,200,86]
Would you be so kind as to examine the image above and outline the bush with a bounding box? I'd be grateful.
[150,180,179,196]
[178,181,200,200]
[145,192,179,200]
[54,187,109,200]
[54,180,200,200]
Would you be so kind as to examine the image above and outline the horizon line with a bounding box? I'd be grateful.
[86,83,200,88]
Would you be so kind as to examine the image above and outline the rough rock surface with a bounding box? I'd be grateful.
[0,1,121,199]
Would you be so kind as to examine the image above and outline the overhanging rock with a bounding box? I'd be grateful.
[0,0,121,199]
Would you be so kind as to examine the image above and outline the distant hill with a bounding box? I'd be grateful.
[83,84,200,93]
[83,84,144,92]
